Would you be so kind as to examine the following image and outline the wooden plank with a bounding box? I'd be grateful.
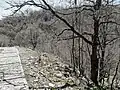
[0,47,29,90]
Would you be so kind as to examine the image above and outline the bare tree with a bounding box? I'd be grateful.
[6,0,120,87]
[28,28,39,50]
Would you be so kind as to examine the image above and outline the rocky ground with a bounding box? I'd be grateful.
[15,47,120,90]
[17,47,87,90]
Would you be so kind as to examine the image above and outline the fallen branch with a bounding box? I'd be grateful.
[111,60,120,90]
[3,79,17,86]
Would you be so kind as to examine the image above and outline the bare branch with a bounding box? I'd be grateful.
[82,32,93,36]
[57,35,80,41]
[0,72,17,86]
[57,29,71,36]
[99,21,120,26]
[99,11,120,20]
[41,0,92,45]
[106,37,120,45]
[55,7,94,16]
[3,79,17,86]
[6,0,48,15]
[57,32,93,41]
[55,11,74,16]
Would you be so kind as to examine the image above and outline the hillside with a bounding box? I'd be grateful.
[0,1,119,89]
[18,47,86,89]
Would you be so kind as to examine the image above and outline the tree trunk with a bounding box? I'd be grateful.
[91,18,99,85]
[91,45,98,85]
[99,49,105,82]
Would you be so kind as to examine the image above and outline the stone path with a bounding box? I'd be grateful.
[0,47,29,90]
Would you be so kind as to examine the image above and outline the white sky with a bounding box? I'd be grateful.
[0,0,119,19]
[0,0,40,19]
[0,0,68,19]
[0,0,10,19]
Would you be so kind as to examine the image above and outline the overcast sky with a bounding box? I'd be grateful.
[0,0,119,19]
[0,0,68,19]
[0,0,10,19]
[0,0,41,19]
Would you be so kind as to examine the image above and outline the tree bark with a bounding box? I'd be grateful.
[91,18,99,85]
[99,48,105,82]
